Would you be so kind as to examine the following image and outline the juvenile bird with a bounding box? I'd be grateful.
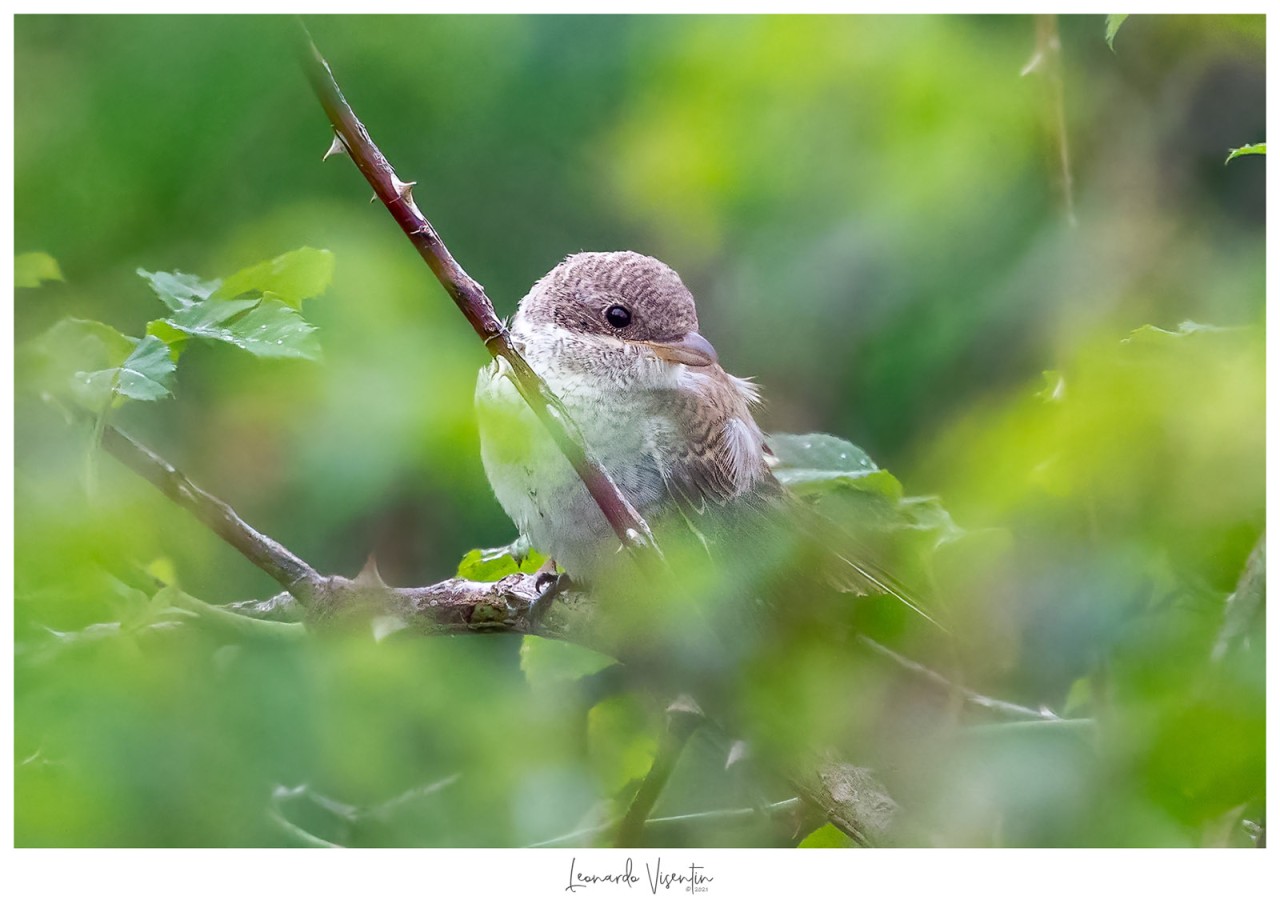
[474,252,782,581]
[475,251,917,617]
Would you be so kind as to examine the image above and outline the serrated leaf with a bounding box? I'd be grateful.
[520,635,616,690]
[767,432,878,472]
[224,298,321,359]
[1105,15,1128,51]
[457,541,548,581]
[769,433,903,499]
[1225,142,1266,164]
[1125,320,1244,347]
[798,823,855,848]
[144,319,190,360]
[27,318,134,409]
[587,695,658,797]
[217,247,334,310]
[15,251,64,288]
[114,334,176,401]
[137,269,220,312]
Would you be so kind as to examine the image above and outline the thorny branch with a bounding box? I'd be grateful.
[296,26,659,562]
[59,29,1084,849]
[92,419,1064,846]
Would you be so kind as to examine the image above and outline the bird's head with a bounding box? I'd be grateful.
[513,251,719,384]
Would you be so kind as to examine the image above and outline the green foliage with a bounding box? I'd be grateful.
[27,318,176,410]
[216,247,335,310]
[15,251,63,287]
[798,822,855,848]
[139,257,324,361]
[1225,142,1265,163]
[768,432,903,500]
[23,248,329,420]
[455,540,547,581]
[13,15,1264,850]
[1105,14,1129,50]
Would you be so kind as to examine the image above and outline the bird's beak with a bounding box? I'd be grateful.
[646,331,719,368]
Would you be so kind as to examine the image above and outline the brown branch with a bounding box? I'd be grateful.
[296,25,658,561]
[614,696,705,847]
[96,417,907,843]
[857,636,1061,722]
[788,753,900,847]
[100,424,320,596]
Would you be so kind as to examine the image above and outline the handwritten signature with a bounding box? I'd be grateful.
[566,857,714,895]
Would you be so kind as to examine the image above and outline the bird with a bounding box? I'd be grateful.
[474,251,778,579]
[474,251,925,621]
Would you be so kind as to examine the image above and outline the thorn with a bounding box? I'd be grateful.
[322,133,348,161]
[666,693,704,720]
[725,739,751,770]
[371,615,408,643]
[369,193,379,204]
[355,553,388,588]
[494,355,512,382]
[390,176,417,202]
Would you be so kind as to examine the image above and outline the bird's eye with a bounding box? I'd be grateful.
[604,305,632,329]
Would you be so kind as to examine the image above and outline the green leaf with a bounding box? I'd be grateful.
[141,267,322,361]
[768,432,903,499]
[798,822,855,848]
[15,252,64,288]
[520,635,616,690]
[216,247,335,309]
[144,319,191,360]
[1125,320,1245,347]
[113,335,177,401]
[26,318,132,409]
[457,541,548,581]
[768,432,878,472]
[137,269,220,312]
[25,317,175,409]
[224,298,321,360]
[1225,142,1266,164]
[587,695,658,797]
[1105,15,1128,51]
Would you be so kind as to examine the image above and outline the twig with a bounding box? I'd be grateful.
[530,798,802,848]
[1023,14,1076,227]
[100,425,319,596]
[93,416,893,843]
[1212,533,1265,663]
[857,636,1061,722]
[614,696,705,847]
[296,25,659,562]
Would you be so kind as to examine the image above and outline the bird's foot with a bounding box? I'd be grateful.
[528,564,571,624]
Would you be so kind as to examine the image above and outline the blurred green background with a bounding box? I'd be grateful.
[14,14,1265,847]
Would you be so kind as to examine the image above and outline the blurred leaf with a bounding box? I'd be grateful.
[1224,142,1265,164]
[587,695,658,798]
[138,269,221,311]
[111,335,177,401]
[15,251,64,288]
[456,541,547,581]
[1105,15,1128,50]
[25,317,172,409]
[217,247,334,309]
[1125,320,1244,346]
[798,822,855,848]
[520,636,616,689]
[769,432,903,500]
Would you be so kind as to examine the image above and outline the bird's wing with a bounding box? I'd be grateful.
[653,368,945,631]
